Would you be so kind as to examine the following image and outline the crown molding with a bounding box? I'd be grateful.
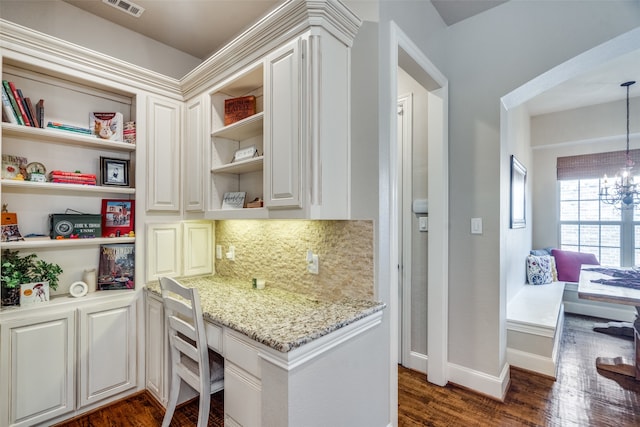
[0,19,182,100]
[180,0,361,98]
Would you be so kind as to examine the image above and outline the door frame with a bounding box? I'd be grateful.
[389,22,449,386]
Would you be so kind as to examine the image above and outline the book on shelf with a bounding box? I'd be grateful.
[8,82,31,126]
[46,121,93,135]
[2,80,24,125]
[17,89,36,127]
[1,85,18,124]
[90,112,123,141]
[98,243,135,290]
[24,97,40,128]
[36,99,44,128]
[49,170,97,185]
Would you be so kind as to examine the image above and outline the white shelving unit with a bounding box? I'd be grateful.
[1,59,137,297]
[209,62,266,217]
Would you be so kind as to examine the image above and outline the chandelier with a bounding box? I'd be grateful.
[600,81,639,209]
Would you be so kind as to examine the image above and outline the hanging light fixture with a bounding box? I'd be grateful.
[600,80,639,209]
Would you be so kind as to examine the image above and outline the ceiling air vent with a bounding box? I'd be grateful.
[102,0,145,18]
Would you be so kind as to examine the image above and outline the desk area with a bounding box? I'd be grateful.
[145,276,387,426]
[578,266,640,379]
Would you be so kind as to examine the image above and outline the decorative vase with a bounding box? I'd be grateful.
[1,285,20,307]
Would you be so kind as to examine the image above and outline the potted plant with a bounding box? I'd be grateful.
[1,249,63,306]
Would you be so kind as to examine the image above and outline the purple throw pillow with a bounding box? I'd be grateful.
[551,249,599,282]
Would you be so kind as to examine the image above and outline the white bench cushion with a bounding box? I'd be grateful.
[507,281,565,332]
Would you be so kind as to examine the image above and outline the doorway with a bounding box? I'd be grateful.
[390,23,449,386]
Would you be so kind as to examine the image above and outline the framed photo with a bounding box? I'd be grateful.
[222,192,246,209]
[100,157,130,187]
[510,155,526,229]
[101,199,135,237]
[232,145,259,163]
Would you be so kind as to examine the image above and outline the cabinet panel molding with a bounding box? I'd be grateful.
[146,223,182,282]
[78,298,137,408]
[264,39,303,208]
[0,311,75,427]
[184,97,205,212]
[183,221,214,276]
[147,95,182,212]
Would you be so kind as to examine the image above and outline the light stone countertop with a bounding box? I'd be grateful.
[146,276,385,353]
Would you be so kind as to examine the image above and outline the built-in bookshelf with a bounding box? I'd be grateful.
[209,62,267,218]
[1,59,137,296]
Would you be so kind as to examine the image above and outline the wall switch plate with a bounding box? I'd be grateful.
[216,245,222,259]
[418,216,428,232]
[471,217,483,235]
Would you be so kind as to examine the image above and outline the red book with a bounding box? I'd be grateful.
[25,97,40,128]
[8,81,31,126]
[50,170,97,179]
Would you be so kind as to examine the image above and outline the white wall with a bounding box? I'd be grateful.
[0,0,201,79]
[443,0,640,384]
[531,99,640,250]
[504,104,532,304]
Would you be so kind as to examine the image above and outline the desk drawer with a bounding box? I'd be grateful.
[205,322,223,353]
[224,330,261,379]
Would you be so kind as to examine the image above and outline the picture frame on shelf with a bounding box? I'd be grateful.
[510,155,526,229]
[101,199,135,237]
[222,192,246,209]
[1,155,27,180]
[100,157,130,187]
[232,145,259,163]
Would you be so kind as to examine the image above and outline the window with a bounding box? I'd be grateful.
[557,149,640,267]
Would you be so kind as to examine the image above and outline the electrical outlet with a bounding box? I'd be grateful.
[216,245,222,259]
[226,245,235,261]
[307,251,319,274]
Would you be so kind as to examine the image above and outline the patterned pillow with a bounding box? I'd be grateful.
[526,255,554,285]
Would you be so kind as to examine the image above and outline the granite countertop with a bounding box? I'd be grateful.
[146,276,385,353]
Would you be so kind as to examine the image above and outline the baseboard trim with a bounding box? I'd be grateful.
[447,361,510,401]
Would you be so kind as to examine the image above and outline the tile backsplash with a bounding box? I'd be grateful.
[214,220,374,301]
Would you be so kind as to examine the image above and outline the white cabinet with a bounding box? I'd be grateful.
[223,329,262,427]
[0,309,75,427]
[264,39,302,209]
[184,96,206,212]
[182,221,213,276]
[205,29,354,219]
[145,221,213,283]
[0,294,138,427]
[77,297,137,408]
[147,95,182,212]
[145,293,168,404]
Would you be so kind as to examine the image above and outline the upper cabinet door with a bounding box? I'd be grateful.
[264,39,303,209]
[147,95,182,212]
[184,96,205,212]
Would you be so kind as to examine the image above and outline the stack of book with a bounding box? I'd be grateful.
[49,170,96,185]
[46,122,92,135]
[1,80,44,127]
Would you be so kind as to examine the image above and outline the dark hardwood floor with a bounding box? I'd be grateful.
[56,314,640,426]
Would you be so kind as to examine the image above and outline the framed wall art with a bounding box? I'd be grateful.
[510,155,526,229]
[100,157,130,187]
[101,199,135,237]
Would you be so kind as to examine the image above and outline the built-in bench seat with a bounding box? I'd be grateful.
[507,281,566,378]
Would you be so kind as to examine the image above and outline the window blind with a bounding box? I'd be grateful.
[556,149,640,180]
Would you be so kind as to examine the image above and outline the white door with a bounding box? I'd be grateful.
[264,38,302,208]
[78,297,137,407]
[0,310,75,427]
